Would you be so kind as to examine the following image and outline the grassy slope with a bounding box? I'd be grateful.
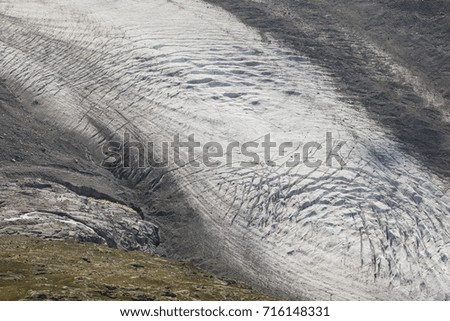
[0,236,275,301]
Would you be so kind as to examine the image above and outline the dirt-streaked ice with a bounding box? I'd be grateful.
[0,0,449,300]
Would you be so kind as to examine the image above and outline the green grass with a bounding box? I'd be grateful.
[0,236,275,301]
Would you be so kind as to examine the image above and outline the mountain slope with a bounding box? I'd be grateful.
[0,0,449,300]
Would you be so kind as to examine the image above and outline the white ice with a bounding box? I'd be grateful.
[0,0,449,300]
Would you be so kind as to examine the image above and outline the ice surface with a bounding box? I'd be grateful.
[0,0,449,300]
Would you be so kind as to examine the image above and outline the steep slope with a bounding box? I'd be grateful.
[0,0,449,300]
[0,77,160,253]
[205,0,450,178]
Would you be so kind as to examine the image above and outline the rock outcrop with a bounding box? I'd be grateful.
[0,178,160,253]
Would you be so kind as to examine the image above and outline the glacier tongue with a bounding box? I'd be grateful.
[0,0,449,300]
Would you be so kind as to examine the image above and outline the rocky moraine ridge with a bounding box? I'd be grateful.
[0,80,161,253]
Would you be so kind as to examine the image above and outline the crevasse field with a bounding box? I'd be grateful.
[0,0,449,300]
